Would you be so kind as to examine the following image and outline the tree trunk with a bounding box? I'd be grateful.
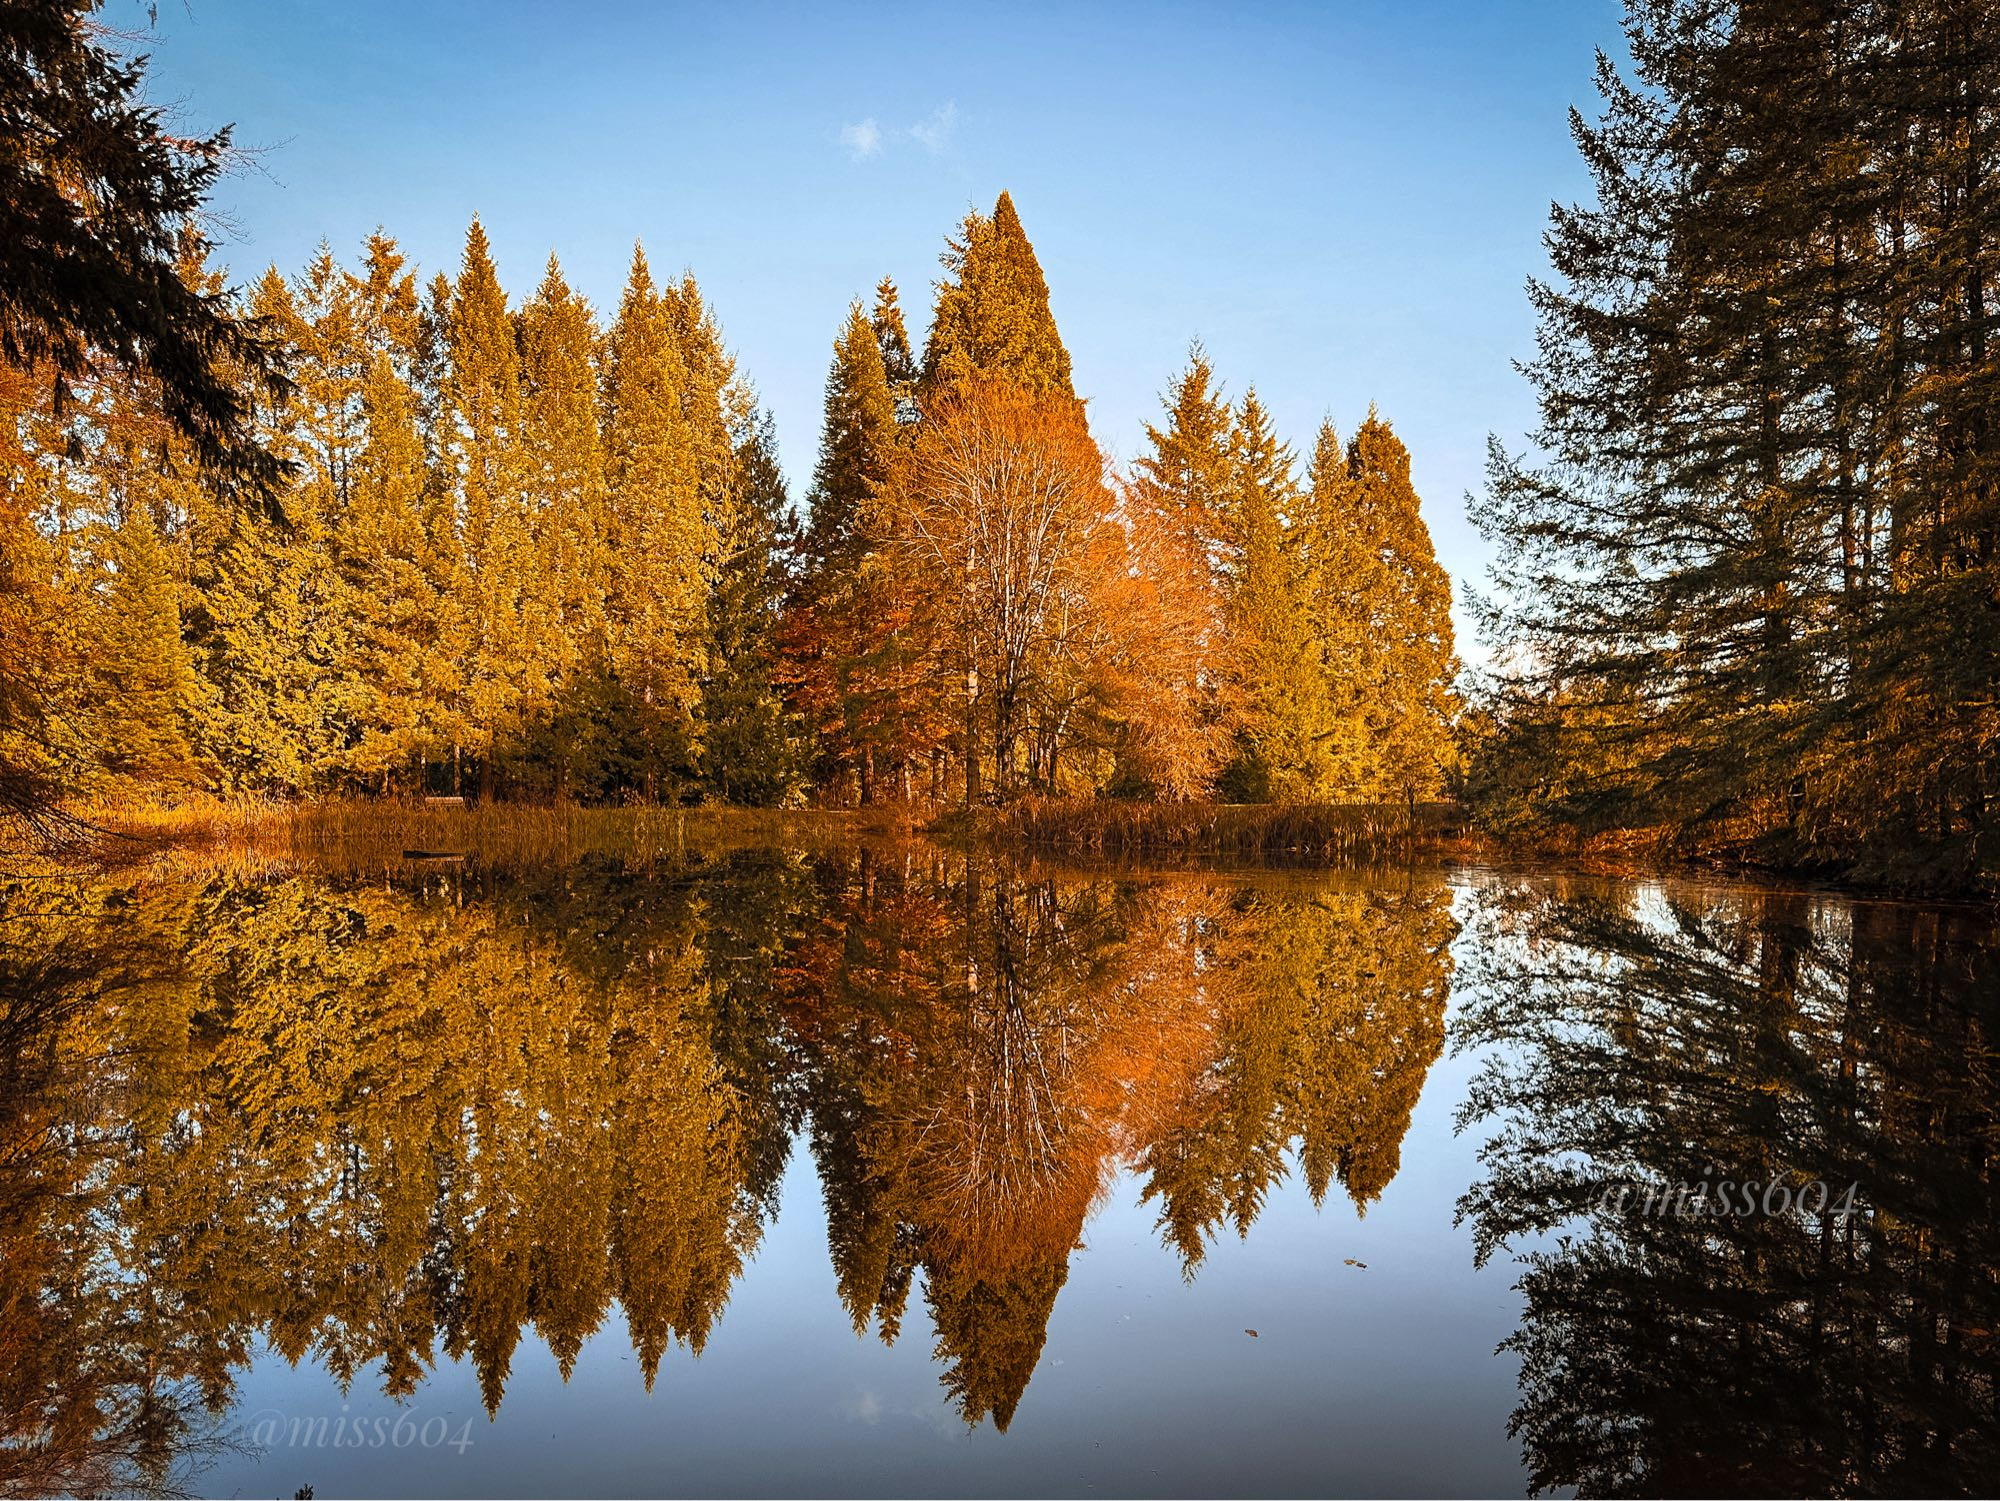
[993,685,1017,797]
[964,663,982,806]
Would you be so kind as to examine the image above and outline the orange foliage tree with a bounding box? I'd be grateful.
[891,380,1111,799]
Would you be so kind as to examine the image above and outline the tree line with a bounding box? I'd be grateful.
[5,186,1459,811]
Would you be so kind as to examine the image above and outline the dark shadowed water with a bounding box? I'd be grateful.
[2,845,1995,1497]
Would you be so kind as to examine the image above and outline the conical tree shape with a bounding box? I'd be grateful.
[448,220,524,562]
[664,270,737,551]
[344,345,449,788]
[1296,419,1372,790]
[414,271,454,486]
[700,408,799,804]
[1338,412,1456,801]
[349,230,421,361]
[921,192,1074,400]
[870,275,917,421]
[328,232,447,793]
[804,302,897,574]
[924,1253,1070,1432]
[1223,390,1336,801]
[518,254,609,688]
[602,244,705,795]
[181,264,351,794]
[443,218,540,790]
[783,302,902,799]
[282,241,367,519]
[1133,342,1236,573]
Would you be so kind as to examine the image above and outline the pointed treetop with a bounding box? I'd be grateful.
[1146,341,1231,459]
[624,240,656,302]
[453,217,511,322]
[921,191,1075,400]
[462,214,494,269]
[1348,407,1412,488]
[1134,339,1236,560]
[1233,388,1296,486]
[1308,417,1345,486]
[871,275,916,397]
[805,300,897,558]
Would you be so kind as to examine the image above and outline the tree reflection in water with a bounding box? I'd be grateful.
[11,855,1998,1494]
[0,848,1457,1488]
[1454,880,2000,1495]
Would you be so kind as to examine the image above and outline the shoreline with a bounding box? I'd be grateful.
[7,796,1988,906]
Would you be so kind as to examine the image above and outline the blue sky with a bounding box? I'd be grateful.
[141,0,1622,648]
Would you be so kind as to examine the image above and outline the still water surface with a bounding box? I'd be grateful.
[3,845,1995,1496]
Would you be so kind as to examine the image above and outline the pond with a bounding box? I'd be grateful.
[2,843,1995,1497]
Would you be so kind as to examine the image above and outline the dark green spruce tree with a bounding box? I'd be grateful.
[1472,0,2000,885]
[700,409,801,804]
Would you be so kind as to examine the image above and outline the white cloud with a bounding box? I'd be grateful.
[836,103,959,162]
[907,101,958,155]
[839,118,882,159]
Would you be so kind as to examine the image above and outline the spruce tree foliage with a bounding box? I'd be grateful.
[664,269,739,552]
[785,301,905,800]
[603,244,707,795]
[1312,413,1458,802]
[1221,390,1336,801]
[1113,345,1240,795]
[1298,420,1373,789]
[1133,342,1237,580]
[87,502,195,786]
[922,191,1076,400]
[701,410,801,804]
[516,254,611,790]
[189,498,347,795]
[803,303,897,578]
[0,0,288,494]
[1473,0,2000,881]
[344,338,447,788]
[870,276,918,423]
[444,218,540,794]
[0,3,285,839]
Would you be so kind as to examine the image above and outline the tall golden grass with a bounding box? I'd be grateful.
[65,797,927,877]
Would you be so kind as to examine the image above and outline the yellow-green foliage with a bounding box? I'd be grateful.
[12,195,1463,826]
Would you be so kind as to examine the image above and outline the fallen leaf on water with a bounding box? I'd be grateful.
[1244,1328,1259,1338]
[1343,1258,1368,1269]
